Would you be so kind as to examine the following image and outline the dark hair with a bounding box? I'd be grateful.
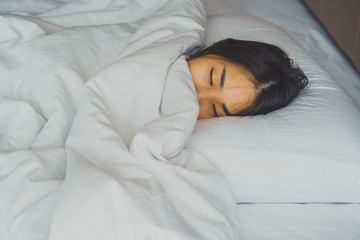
[191,38,308,116]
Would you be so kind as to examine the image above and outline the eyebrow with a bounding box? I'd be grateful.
[220,66,226,88]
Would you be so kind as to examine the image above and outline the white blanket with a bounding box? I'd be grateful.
[0,0,239,239]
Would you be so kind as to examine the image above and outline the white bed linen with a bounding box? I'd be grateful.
[187,14,360,203]
[1,0,359,239]
[0,1,239,239]
[236,203,360,240]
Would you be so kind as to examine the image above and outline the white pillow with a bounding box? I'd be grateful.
[186,15,360,203]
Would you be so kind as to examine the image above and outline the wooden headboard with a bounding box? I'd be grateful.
[303,0,360,72]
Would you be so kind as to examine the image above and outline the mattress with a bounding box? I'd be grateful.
[236,203,360,240]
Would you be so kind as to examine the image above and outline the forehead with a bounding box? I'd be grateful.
[202,55,254,82]
[223,84,256,114]
[223,60,254,87]
[209,56,256,113]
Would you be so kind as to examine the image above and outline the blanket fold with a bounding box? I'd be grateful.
[0,0,239,239]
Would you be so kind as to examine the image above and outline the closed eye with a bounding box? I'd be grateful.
[210,67,214,86]
[212,103,218,117]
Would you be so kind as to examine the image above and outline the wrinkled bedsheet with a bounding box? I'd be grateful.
[0,0,239,239]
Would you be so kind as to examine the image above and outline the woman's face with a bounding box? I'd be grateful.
[187,55,256,119]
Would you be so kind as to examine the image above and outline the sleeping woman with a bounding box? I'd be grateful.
[187,38,308,119]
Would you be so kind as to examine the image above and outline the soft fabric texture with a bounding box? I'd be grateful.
[236,203,360,240]
[0,1,239,239]
[186,15,360,203]
[2,1,360,239]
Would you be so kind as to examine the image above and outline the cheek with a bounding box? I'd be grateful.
[225,89,255,113]
[198,102,213,119]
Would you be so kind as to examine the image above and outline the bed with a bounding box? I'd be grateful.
[1,0,359,239]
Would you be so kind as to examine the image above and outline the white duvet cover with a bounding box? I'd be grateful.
[0,1,239,239]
